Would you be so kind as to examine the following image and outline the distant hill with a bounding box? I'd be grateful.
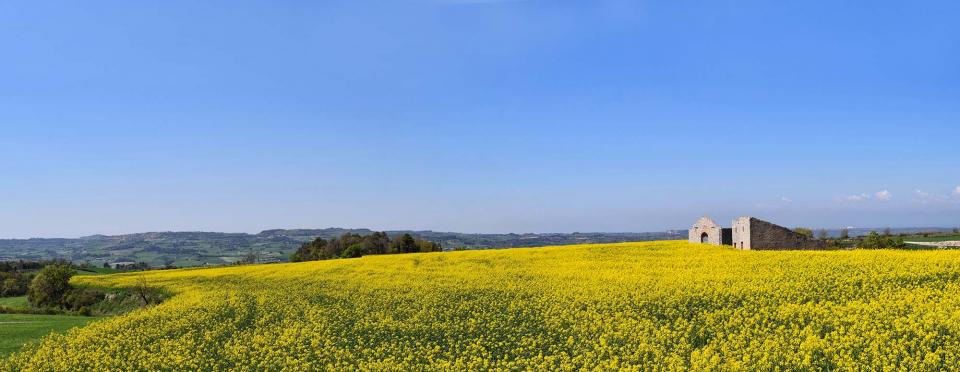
[0,229,686,268]
[826,227,956,238]
[5,226,948,268]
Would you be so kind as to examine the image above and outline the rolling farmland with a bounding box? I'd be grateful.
[7,241,960,370]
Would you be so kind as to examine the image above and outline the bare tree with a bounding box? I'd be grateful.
[840,227,850,239]
[817,229,828,240]
[237,248,258,265]
[133,275,151,307]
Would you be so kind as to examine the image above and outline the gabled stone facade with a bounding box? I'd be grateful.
[692,216,826,250]
[689,217,732,246]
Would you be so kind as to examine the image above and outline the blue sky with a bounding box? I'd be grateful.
[1,0,958,238]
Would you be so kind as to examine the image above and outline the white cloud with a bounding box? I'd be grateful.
[844,193,870,202]
[840,187,960,205]
[840,190,891,202]
[915,189,950,204]
[781,197,793,203]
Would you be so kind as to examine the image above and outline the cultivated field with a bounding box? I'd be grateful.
[903,234,960,243]
[0,313,98,357]
[6,241,960,370]
[906,241,960,248]
[0,296,28,308]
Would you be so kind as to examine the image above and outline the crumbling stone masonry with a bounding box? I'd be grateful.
[689,217,733,246]
[691,216,826,250]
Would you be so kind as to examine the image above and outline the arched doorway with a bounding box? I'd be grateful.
[700,232,709,243]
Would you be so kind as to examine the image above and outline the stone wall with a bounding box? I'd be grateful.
[745,217,826,250]
[731,217,751,250]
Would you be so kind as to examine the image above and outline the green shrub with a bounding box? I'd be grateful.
[27,264,74,308]
[859,232,906,249]
[340,243,365,258]
[793,227,813,238]
[62,288,105,311]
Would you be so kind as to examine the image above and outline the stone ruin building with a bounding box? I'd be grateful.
[689,216,827,250]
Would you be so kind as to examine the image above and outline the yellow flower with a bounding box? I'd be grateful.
[5,241,960,370]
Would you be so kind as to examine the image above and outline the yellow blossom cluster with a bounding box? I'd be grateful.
[6,241,960,370]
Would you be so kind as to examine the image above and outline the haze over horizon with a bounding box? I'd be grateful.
[4,224,960,242]
[2,0,958,239]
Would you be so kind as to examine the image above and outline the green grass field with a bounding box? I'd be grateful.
[903,234,960,242]
[74,267,121,276]
[0,313,99,357]
[0,296,28,308]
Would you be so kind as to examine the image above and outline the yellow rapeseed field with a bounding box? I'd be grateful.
[7,241,960,370]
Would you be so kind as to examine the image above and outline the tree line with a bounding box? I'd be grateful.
[793,227,908,249]
[0,259,73,297]
[26,264,103,314]
[1,269,32,297]
[290,232,441,262]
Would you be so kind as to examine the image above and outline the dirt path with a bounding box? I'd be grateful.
[905,241,960,248]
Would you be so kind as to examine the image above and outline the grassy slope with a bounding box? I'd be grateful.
[903,234,960,242]
[8,241,960,370]
[0,314,99,357]
[0,267,117,357]
[0,296,28,308]
[75,267,121,276]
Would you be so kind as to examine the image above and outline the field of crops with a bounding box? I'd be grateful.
[6,241,960,370]
[903,234,960,243]
[0,314,99,357]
